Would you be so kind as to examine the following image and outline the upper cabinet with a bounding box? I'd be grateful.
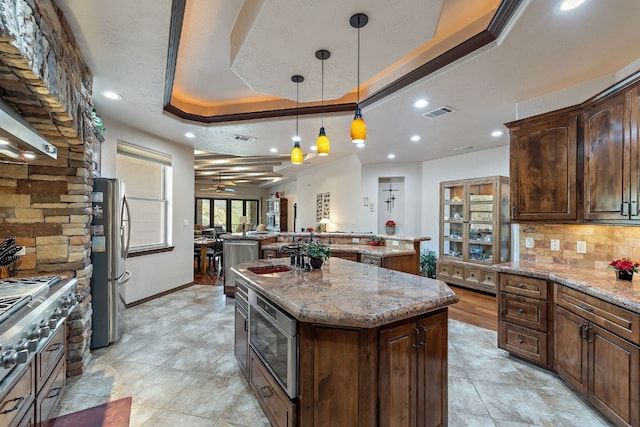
[507,71,640,224]
[507,111,578,221]
[266,197,288,232]
[584,86,640,220]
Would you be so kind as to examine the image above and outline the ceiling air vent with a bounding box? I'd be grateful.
[422,106,456,119]
[453,145,475,152]
[233,135,256,142]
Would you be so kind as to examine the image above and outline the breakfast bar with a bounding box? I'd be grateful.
[231,257,458,427]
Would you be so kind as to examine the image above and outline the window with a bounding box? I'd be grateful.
[195,198,259,232]
[117,141,171,251]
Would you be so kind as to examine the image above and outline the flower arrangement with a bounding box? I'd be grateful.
[608,258,640,273]
[385,220,396,227]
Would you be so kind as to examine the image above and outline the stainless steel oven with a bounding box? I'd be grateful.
[249,289,297,399]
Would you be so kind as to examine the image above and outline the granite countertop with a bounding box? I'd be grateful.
[260,242,415,258]
[494,261,640,314]
[278,232,431,243]
[219,232,278,241]
[232,257,458,328]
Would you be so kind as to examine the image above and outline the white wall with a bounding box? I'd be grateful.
[421,146,509,254]
[294,155,362,232]
[100,118,195,303]
[361,162,423,236]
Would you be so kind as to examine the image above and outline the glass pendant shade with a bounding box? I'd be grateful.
[350,108,367,143]
[316,127,330,156]
[291,140,303,164]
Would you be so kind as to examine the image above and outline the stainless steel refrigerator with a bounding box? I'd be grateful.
[90,177,131,348]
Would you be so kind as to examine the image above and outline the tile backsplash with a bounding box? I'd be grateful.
[519,224,640,270]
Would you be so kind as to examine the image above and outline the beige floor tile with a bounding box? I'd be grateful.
[58,284,613,426]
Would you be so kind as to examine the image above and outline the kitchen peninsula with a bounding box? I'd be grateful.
[232,257,458,427]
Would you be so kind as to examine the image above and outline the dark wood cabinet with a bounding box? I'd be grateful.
[555,304,640,427]
[234,279,249,378]
[379,310,447,427]
[498,274,553,367]
[584,86,640,221]
[507,111,579,221]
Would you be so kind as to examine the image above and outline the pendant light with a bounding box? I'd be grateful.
[315,49,330,156]
[290,75,304,165]
[350,13,368,144]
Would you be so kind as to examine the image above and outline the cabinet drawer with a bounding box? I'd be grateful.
[555,285,640,345]
[499,322,549,365]
[36,358,65,427]
[36,326,65,389]
[500,274,548,300]
[465,268,497,289]
[0,363,34,427]
[500,293,548,331]
[249,349,295,427]
[333,252,359,262]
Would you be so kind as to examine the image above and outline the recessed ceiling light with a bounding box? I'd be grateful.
[387,154,396,159]
[310,145,318,152]
[184,132,196,138]
[554,0,586,14]
[0,137,9,145]
[269,147,278,153]
[413,99,429,109]
[102,90,122,101]
[491,130,504,137]
[292,135,301,142]
[410,135,421,142]
[357,142,365,148]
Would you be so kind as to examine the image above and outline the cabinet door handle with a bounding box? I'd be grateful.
[631,201,639,217]
[517,308,524,314]
[620,201,629,216]
[517,283,524,288]
[580,323,589,340]
[46,386,63,399]
[577,304,594,313]
[259,386,273,398]
[517,335,524,344]
[512,205,517,218]
[412,327,420,349]
[0,397,24,414]
[418,325,428,347]
[47,342,64,352]
[244,318,248,332]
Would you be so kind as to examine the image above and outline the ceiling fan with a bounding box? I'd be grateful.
[213,172,236,193]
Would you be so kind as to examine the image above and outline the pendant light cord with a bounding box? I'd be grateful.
[296,80,299,138]
[357,21,360,106]
[321,57,325,127]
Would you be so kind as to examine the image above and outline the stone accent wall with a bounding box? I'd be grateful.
[0,0,97,376]
[519,224,640,270]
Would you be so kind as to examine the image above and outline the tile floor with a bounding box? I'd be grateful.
[55,285,614,426]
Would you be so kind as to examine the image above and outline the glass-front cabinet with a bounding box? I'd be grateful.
[438,176,510,294]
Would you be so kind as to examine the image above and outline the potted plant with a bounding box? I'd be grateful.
[385,220,396,235]
[304,241,331,269]
[369,235,383,246]
[608,257,639,281]
[420,250,437,279]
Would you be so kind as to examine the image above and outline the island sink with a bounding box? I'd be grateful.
[247,265,291,274]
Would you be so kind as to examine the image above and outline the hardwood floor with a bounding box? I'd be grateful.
[447,285,497,331]
[194,259,224,286]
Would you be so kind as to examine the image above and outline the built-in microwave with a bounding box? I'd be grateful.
[248,289,298,399]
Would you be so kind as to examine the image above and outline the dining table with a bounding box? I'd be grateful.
[194,237,222,273]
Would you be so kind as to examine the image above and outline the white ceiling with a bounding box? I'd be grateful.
[54,0,640,187]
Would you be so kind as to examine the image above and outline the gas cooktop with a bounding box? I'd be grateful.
[0,275,61,323]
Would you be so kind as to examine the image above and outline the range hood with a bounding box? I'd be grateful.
[0,98,57,162]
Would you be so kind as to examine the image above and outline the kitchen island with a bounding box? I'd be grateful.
[232,257,458,427]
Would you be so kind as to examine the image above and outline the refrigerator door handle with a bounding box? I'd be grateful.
[121,195,132,258]
[118,270,132,284]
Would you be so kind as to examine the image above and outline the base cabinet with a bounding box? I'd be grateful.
[499,271,640,427]
[243,308,449,427]
[379,311,447,427]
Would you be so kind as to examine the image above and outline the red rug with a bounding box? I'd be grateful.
[49,397,132,427]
